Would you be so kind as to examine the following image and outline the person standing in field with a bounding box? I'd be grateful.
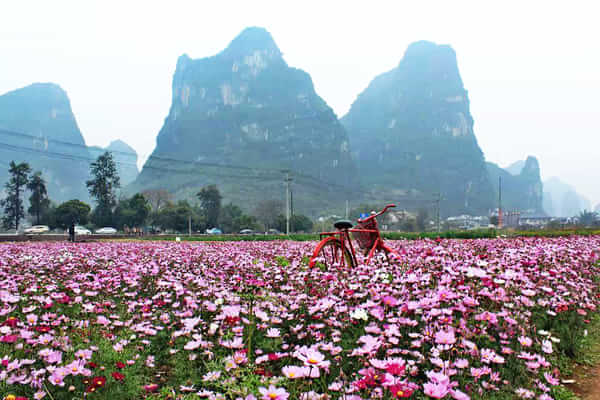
[68,222,75,242]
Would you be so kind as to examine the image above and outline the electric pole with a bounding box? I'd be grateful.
[284,171,292,235]
[188,214,192,237]
[345,200,349,219]
[435,192,442,233]
[290,189,294,232]
[498,176,503,229]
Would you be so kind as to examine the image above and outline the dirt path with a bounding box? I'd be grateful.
[568,362,600,399]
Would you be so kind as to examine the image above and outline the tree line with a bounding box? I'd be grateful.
[1,152,314,234]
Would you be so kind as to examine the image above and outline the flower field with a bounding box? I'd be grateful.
[1,237,599,400]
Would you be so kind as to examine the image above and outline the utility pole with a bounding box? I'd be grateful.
[188,214,192,237]
[345,200,349,219]
[435,192,441,233]
[290,189,294,232]
[284,171,292,235]
[498,176,503,229]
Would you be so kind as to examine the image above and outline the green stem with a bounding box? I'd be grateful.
[43,382,56,400]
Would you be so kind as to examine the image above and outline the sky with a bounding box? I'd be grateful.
[1,0,599,207]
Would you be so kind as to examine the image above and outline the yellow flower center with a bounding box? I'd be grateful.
[6,395,17,400]
[268,394,277,399]
[289,372,295,377]
[308,358,318,364]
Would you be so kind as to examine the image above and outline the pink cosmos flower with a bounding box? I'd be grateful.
[435,329,456,345]
[282,365,310,379]
[518,336,532,347]
[258,385,289,400]
[544,372,559,386]
[382,296,399,307]
[295,347,329,369]
[423,381,450,398]
[451,389,470,400]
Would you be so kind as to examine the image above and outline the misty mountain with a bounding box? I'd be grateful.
[486,156,544,214]
[544,177,591,217]
[341,41,493,216]
[0,83,91,202]
[131,27,357,215]
[89,140,139,186]
[505,160,526,175]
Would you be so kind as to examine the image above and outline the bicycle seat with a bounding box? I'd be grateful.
[334,220,353,230]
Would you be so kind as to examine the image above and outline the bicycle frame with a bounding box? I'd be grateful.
[312,204,397,268]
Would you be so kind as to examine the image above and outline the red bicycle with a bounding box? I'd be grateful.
[309,204,398,269]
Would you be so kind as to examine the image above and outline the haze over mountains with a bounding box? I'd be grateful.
[341,41,493,216]
[0,27,592,217]
[0,83,138,202]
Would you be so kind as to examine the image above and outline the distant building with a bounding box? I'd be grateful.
[446,215,489,230]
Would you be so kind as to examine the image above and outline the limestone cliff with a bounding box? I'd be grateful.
[486,156,544,214]
[133,27,357,215]
[341,41,493,216]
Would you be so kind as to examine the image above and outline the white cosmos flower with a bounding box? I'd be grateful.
[350,309,368,321]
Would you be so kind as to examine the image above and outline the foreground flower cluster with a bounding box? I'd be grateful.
[0,236,599,399]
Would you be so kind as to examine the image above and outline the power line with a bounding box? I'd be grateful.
[0,127,357,192]
[0,129,443,205]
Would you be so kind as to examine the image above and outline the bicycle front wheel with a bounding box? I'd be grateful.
[309,237,355,270]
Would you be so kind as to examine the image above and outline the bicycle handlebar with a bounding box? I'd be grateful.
[357,203,396,223]
[379,204,396,215]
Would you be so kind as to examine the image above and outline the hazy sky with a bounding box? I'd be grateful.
[1,0,599,207]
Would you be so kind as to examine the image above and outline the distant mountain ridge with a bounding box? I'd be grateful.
[1,31,570,218]
[487,156,544,214]
[89,140,139,186]
[543,177,590,217]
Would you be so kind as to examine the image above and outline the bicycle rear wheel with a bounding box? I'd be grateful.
[309,237,355,270]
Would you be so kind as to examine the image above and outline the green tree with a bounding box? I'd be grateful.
[86,151,120,227]
[197,185,222,228]
[114,193,151,228]
[142,189,172,213]
[55,200,91,228]
[219,203,259,233]
[275,214,313,232]
[291,214,313,232]
[577,209,598,227]
[416,208,429,231]
[401,218,417,232]
[253,199,284,231]
[274,214,314,233]
[1,161,31,230]
[155,200,204,233]
[27,171,50,225]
